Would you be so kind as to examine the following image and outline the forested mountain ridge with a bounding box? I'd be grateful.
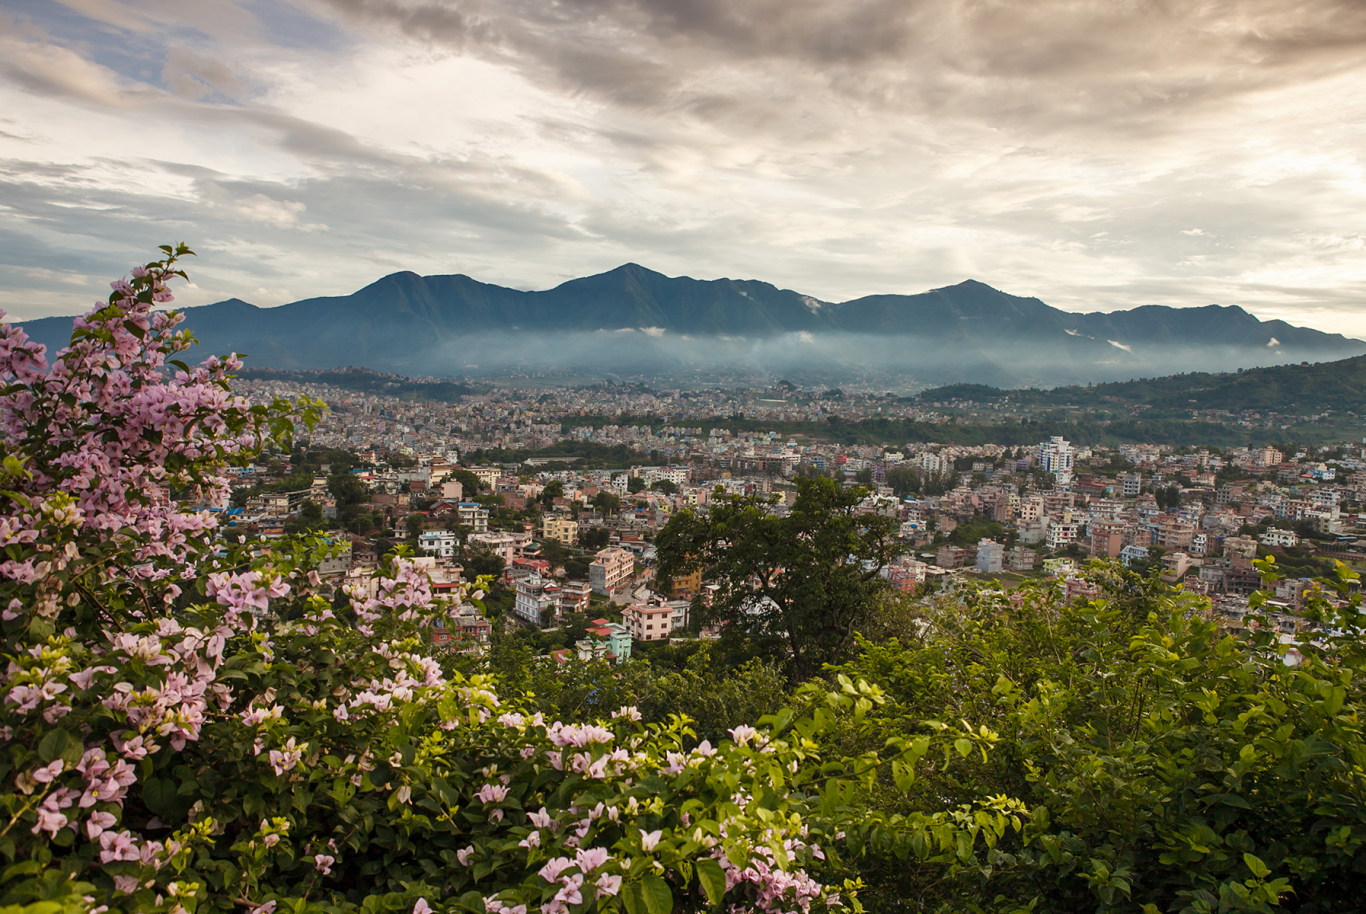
[921,354,1366,414]
[18,266,1362,385]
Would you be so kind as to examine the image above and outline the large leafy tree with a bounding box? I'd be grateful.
[656,476,902,681]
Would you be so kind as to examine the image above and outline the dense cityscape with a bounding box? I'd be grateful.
[216,371,1366,666]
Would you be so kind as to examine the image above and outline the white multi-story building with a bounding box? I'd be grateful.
[976,539,1004,574]
[1038,437,1075,486]
[418,530,460,559]
[457,503,489,534]
[1260,528,1300,548]
[1045,520,1080,550]
[513,575,562,627]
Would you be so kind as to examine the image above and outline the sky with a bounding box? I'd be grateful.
[2,0,1365,338]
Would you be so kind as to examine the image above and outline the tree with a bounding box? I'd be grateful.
[818,562,1366,913]
[466,550,506,579]
[405,511,426,543]
[656,476,903,681]
[581,527,612,550]
[591,491,621,515]
[284,499,325,535]
[539,479,565,508]
[449,468,485,495]
[627,476,646,494]
[327,471,369,506]
[650,479,678,496]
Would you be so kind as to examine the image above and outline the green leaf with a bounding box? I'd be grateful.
[38,728,72,764]
[622,881,646,914]
[954,738,973,758]
[1244,852,1271,879]
[695,858,726,907]
[642,874,673,914]
[142,777,181,818]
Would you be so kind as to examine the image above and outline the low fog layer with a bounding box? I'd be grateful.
[375,330,1345,389]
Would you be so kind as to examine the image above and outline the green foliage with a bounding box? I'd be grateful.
[946,517,1005,547]
[284,499,326,535]
[539,480,565,508]
[817,561,1366,913]
[448,469,485,496]
[328,471,370,506]
[580,528,612,551]
[657,477,902,681]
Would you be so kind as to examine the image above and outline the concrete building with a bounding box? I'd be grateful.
[936,544,966,569]
[1005,545,1038,572]
[1045,521,1080,550]
[976,538,1004,574]
[589,547,635,595]
[577,619,632,663]
[456,503,489,534]
[1090,520,1125,559]
[622,598,674,642]
[513,575,562,627]
[418,529,460,559]
[1260,528,1300,549]
[1039,437,1075,486]
[541,515,578,546]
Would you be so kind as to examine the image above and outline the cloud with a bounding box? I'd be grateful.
[161,46,250,100]
[1,0,1366,350]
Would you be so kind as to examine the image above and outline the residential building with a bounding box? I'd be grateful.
[457,503,489,534]
[1120,544,1150,566]
[1156,518,1196,552]
[1045,520,1080,550]
[559,579,592,615]
[542,515,578,546]
[577,620,632,663]
[1038,436,1075,486]
[935,544,966,569]
[589,547,635,595]
[1260,528,1300,549]
[886,558,928,592]
[976,538,1004,574]
[418,529,460,559]
[513,575,562,627]
[1005,546,1038,572]
[1090,520,1124,559]
[622,598,674,642]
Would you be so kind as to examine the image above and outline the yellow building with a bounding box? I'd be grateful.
[542,515,578,546]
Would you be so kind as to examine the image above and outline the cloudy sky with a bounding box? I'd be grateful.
[3,0,1365,337]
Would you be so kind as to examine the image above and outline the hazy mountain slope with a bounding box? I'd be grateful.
[15,267,1363,385]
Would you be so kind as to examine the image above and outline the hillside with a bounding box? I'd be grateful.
[18,266,1363,386]
[920,355,1366,415]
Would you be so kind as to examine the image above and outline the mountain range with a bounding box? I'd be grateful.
[18,264,1363,387]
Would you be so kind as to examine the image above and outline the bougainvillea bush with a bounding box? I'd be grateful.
[2,249,993,914]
